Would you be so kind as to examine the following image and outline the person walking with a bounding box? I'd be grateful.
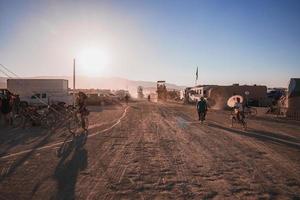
[197,97,208,124]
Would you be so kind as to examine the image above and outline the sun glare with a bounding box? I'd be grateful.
[77,48,111,76]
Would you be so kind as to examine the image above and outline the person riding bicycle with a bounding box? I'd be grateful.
[233,97,244,122]
[197,97,208,123]
[76,92,89,130]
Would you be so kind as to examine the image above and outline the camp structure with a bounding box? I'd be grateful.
[208,84,267,109]
[287,78,300,119]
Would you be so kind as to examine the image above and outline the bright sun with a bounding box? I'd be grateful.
[77,48,111,76]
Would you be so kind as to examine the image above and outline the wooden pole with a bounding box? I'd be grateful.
[73,58,76,106]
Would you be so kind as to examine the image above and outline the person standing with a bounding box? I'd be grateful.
[1,93,13,126]
[76,92,89,131]
[197,97,208,124]
[124,93,129,105]
[13,94,20,115]
[0,97,2,125]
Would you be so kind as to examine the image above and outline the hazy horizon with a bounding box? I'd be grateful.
[0,75,291,90]
[1,0,299,88]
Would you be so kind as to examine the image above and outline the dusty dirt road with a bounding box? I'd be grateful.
[0,101,300,199]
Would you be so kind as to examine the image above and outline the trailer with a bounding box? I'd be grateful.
[7,79,72,107]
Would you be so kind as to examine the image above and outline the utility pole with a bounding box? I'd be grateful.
[73,58,76,106]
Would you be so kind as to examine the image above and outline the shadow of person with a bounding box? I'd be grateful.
[56,129,88,158]
[0,131,53,182]
[207,122,300,150]
[53,147,88,199]
[56,134,74,159]
[74,130,88,150]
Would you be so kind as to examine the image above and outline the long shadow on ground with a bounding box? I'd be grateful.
[252,116,300,126]
[208,123,300,150]
[52,133,88,200]
[0,130,55,182]
[0,127,49,156]
[53,148,88,199]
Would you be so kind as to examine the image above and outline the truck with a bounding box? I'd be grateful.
[7,79,73,107]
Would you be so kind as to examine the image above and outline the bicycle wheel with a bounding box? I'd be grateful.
[230,110,235,116]
[68,115,80,135]
[250,108,257,117]
[230,115,235,128]
[13,114,23,128]
[242,120,247,130]
[46,113,57,128]
[83,116,89,130]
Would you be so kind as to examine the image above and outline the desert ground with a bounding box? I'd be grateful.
[0,101,300,200]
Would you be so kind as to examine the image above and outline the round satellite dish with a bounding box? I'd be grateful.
[227,95,244,108]
[245,91,250,96]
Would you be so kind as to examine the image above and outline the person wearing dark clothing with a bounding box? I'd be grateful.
[13,95,20,114]
[76,92,89,130]
[124,94,129,105]
[0,98,2,124]
[196,97,208,123]
[1,94,13,126]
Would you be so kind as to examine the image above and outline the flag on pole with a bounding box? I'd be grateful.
[196,66,198,81]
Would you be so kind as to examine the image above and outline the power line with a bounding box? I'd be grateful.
[0,64,19,78]
[0,68,12,78]
[0,63,67,117]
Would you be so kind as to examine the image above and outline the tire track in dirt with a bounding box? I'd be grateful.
[157,105,230,198]
[80,103,150,199]
[163,103,300,199]
[2,102,300,199]
[1,106,129,200]
[0,106,129,160]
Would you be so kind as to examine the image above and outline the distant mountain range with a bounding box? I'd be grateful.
[0,76,186,95]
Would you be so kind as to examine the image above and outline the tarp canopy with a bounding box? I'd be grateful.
[227,95,244,108]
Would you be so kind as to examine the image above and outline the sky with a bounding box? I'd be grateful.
[0,0,299,87]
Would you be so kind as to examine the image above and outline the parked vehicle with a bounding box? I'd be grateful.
[7,79,73,107]
[20,92,72,107]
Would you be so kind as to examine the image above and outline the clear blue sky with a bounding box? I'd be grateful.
[0,0,299,87]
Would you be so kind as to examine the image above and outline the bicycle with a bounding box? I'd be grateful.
[243,106,257,118]
[67,107,89,137]
[13,106,57,129]
[230,110,247,130]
